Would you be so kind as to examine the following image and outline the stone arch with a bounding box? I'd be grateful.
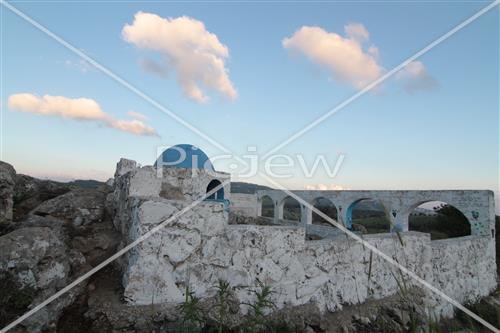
[260,195,275,218]
[407,200,471,240]
[311,197,338,226]
[280,196,302,222]
[346,198,391,234]
[206,179,224,200]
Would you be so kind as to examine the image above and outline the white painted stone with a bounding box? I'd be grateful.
[111,158,497,319]
[160,229,201,264]
[202,237,233,267]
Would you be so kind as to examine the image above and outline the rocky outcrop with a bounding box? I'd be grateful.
[0,161,121,332]
[0,161,16,224]
[0,225,87,332]
[31,188,107,227]
[13,174,70,222]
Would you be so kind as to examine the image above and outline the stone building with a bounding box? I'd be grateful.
[110,144,497,319]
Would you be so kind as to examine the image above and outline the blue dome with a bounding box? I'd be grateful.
[155,144,214,171]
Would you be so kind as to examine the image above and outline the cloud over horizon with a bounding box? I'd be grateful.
[304,183,349,191]
[283,23,435,92]
[122,12,237,103]
[8,93,158,136]
[396,60,438,93]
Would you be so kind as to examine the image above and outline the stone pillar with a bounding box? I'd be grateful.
[275,200,281,223]
[387,203,408,233]
[392,213,409,232]
[256,198,262,217]
[335,203,347,229]
[344,204,353,230]
[301,205,312,225]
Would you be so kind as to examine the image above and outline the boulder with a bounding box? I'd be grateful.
[13,174,70,222]
[30,188,107,227]
[0,161,16,224]
[0,226,87,332]
[26,187,121,267]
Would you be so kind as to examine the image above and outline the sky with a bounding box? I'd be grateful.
[0,1,498,208]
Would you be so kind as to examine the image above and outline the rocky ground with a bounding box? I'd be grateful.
[0,161,121,332]
[0,160,498,332]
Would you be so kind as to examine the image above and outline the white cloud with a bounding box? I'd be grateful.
[8,93,157,137]
[395,61,437,93]
[344,22,369,43]
[283,23,383,89]
[283,23,437,94]
[109,119,156,136]
[127,110,148,121]
[122,12,237,103]
[304,184,349,191]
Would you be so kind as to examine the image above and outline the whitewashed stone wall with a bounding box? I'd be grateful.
[161,167,231,202]
[230,193,258,217]
[118,192,433,311]
[112,159,497,319]
[430,235,497,317]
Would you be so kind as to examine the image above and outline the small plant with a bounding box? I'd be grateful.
[213,279,233,333]
[177,284,204,333]
[244,282,276,333]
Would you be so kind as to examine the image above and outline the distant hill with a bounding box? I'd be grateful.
[66,179,105,189]
[230,182,271,194]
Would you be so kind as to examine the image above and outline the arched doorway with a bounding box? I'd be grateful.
[206,179,224,200]
[408,201,470,240]
[282,196,301,222]
[312,197,338,227]
[347,198,390,234]
[261,195,274,218]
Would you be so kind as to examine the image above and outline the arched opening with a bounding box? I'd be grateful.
[312,197,338,227]
[347,198,390,234]
[409,201,470,240]
[282,196,301,222]
[261,195,274,218]
[206,179,224,200]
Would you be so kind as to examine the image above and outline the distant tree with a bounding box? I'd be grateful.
[434,204,471,238]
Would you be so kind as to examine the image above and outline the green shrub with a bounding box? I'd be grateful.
[213,279,233,333]
[177,285,204,333]
[244,283,276,333]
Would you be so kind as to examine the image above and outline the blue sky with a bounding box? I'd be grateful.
[1,1,498,202]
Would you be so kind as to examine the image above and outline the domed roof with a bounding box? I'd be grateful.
[155,144,214,171]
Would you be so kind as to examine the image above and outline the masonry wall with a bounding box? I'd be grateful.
[430,235,497,317]
[112,159,497,318]
[230,193,258,217]
[119,193,435,311]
